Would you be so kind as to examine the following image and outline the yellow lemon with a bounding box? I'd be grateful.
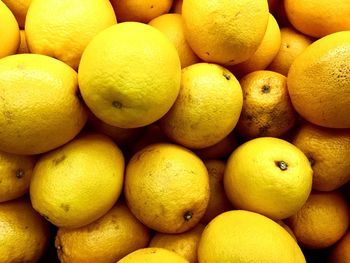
[198,210,306,263]
[25,0,116,69]
[78,22,181,128]
[224,137,313,220]
[182,0,269,65]
[0,54,87,155]
[118,248,189,263]
[30,133,125,228]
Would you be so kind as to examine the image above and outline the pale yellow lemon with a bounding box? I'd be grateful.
[118,248,189,263]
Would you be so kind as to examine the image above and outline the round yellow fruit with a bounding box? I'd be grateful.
[25,0,116,69]
[0,1,20,59]
[55,201,151,263]
[78,22,181,128]
[30,133,125,228]
[149,224,205,263]
[0,54,87,155]
[0,150,35,202]
[125,143,209,233]
[160,63,243,149]
[182,0,269,65]
[118,248,189,263]
[0,198,49,263]
[224,137,313,220]
[287,31,350,128]
[198,210,306,263]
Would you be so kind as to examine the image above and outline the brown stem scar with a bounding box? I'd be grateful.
[262,85,270,93]
[112,101,122,109]
[275,161,288,171]
[184,211,193,221]
[15,169,25,178]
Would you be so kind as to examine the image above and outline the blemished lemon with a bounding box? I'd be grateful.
[159,63,243,149]
[286,191,349,249]
[198,210,306,263]
[124,143,209,234]
[224,137,313,220]
[118,248,189,263]
[0,197,49,263]
[0,150,36,202]
[149,13,200,68]
[30,133,125,228]
[0,54,87,155]
[287,31,350,128]
[149,224,205,263]
[25,0,116,69]
[182,0,269,65]
[78,22,181,128]
[0,1,20,59]
[55,201,151,263]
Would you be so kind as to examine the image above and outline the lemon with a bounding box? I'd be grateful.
[78,22,181,128]
[118,248,189,263]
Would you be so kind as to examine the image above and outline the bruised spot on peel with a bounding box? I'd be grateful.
[53,155,66,166]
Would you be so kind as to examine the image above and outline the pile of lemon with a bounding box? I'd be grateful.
[1,0,349,262]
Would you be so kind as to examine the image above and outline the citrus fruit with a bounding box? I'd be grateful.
[149,13,200,68]
[201,160,232,224]
[0,1,20,59]
[198,210,306,263]
[0,197,49,263]
[30,133,125,228]
[17,29,29,54]
[237,70,297,138]
[118,248,189,263]
[159,63,243,149]
[110,0,173,23]
[329,232,350,263]
[182,0,269,65]
[284,0,350,38]
[0,150,35,202]
[124,143,209,233]
[268,27,313,76]
[55,201,151,263]
[224,137,313,220]
[276,220,297,241]
[2,0,32,29]
[0,54,87,155]
[149,224,205,263]
[78,22,181,128]
[292,122,350,191]
[25,0,116,69]
[230,14,281,77]
[286,191,349,249]
[287,31,350,128]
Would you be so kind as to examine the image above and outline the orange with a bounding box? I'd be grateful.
[30,133,125,228]
[2,0,32,28]
[292,122,350,191]
[201,160,232,224]
[124,143,209,233]
[111,0,173,23]
[78,22,181,128]
[198,210,306,263]
[229,14,281,78]
[0,54,87,155]
[195,132,237,160]
[171,0,183,14]
[284,0,350,38]
[55,201,151,263]
[0,197,49,263]
[0,150,35,202]
[159,63,243,149]
[149,13,200,68]
[224,137,313,220]
[149,224,205,263]
[268,27,313,76]
[0,1,20,59]
[287,31,350,128]
[329,232,350,263]
[286,191,349,249]
[17,29,29,54]
[25,0,116,69]
[237,70,297,138]
[118,247,189,263]
[182,0,269,65]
